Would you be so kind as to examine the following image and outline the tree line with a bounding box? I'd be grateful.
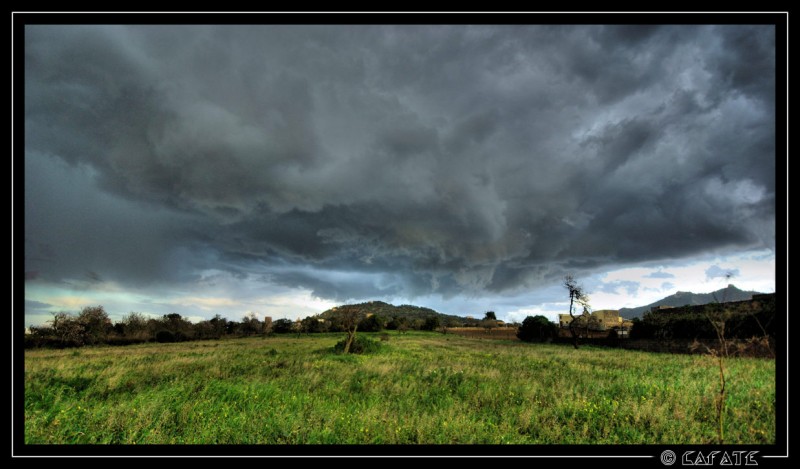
[24,305,514,349]
[25,307,269,348]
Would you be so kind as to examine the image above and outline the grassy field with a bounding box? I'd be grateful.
[447,327,519,341]
[24,331,775,445]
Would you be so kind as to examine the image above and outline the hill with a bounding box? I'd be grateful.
[319,300,474,325]
[619,284,764,319]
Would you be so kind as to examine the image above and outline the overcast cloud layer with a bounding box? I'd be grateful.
[24,24,776,321]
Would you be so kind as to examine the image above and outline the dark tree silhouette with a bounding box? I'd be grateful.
[241,312,263,336]
[422,315,441,331]
[517,315,558,342]
[564,275,590,349]
[272,318,295,334]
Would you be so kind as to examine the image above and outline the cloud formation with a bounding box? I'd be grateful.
[705,265,741,280]
[24,24,776,307]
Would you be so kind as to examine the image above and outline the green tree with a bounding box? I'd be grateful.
[484,311,497,321]
[209,314,228,338]
[410,318,425,330]
[358,314,386,332]
[241,312,263,336]
[193,320,216,340]
[422,316,441,331]
[517,315,558,342]
[272,318,295,334]
[160,313,194,341]
[386,316,408,331]
[78,306,112,345]
[119,312,150,341]
[300,315,328,334]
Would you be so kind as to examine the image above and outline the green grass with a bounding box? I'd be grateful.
[24,332,775,444]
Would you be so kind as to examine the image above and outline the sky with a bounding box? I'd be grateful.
[22,23,778,327]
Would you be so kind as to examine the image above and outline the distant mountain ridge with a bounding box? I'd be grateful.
[619,284,764,319]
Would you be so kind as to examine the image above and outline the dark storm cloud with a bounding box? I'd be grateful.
[24,24,776,302]
[266,269,405,303]
[24,151,210,286]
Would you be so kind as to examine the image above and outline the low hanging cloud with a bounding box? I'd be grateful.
[645,271,675,279]
[596,280,640,296]
[705,265,741,280]
[25,299,53,312]
[24,24,776,304]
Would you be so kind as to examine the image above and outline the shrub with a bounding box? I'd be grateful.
[333,335,382,354]
[155,330,176,343]
[105,336,148,346]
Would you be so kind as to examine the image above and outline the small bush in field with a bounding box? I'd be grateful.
[333,335,382,354]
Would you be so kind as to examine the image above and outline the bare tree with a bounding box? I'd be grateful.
[564,275,590,349]
[692,271,770,443]
[699,272,734,444]
[51,311,85,347]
